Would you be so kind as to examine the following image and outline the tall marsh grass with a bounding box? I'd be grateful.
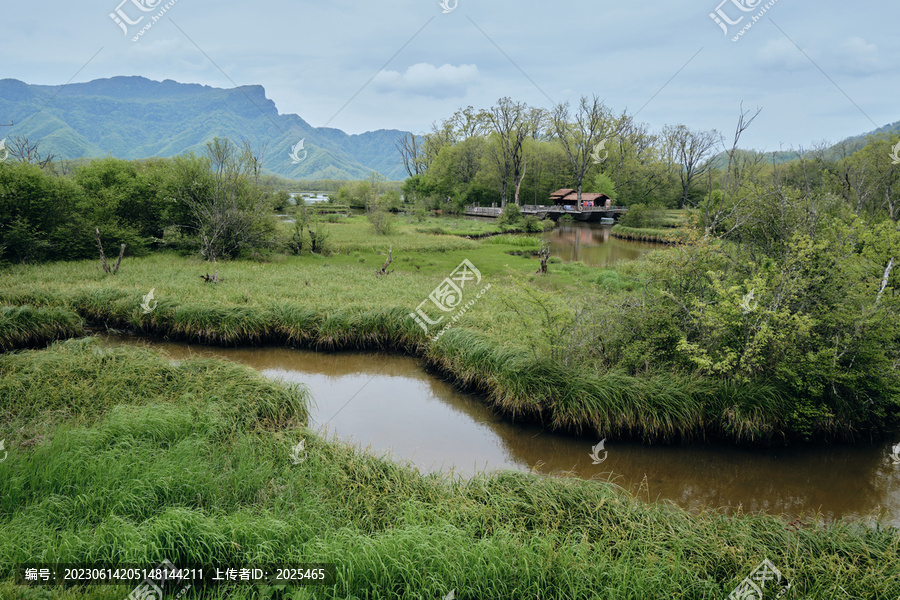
[0,250,868,444]
[0,340,897,599]
[0,305,84,351]
[611,224,687,243]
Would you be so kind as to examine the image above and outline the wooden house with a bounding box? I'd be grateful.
[549,189,612,210]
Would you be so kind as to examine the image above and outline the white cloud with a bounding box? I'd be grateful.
[373,63,479,98]
[831,36,879,74]
[756,38,809,71]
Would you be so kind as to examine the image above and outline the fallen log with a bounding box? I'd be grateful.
[199,270,220,284]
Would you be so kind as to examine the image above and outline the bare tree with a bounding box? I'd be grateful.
[702,105,762,239]
[524,107,550,141]
[4,135,56,168]
[551,95,615,209]
[175,138,272,262]
[241,139,267,185]
[482,97,529,207]
[95,228,125,275]
[395,132,426,177]
[663,124,719,209]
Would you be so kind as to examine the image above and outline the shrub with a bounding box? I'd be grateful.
[498,204,523,226]
[619,203,665,229]
[523,215,543,233]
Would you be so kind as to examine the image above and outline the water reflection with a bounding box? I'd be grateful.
[101,335,900,525]
[542,223,662,267]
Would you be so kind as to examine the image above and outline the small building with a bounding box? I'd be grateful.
[549,189,611,210]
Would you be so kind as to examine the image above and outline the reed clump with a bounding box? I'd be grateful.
[0,305,84,351]
[611,224,686,243]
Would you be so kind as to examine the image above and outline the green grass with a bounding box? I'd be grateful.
[0,253,785,443]
[482,234,543,248]
[0,305,85,351]
[0,215,887,445]
[611,224,687,243]
[0,340,897,599]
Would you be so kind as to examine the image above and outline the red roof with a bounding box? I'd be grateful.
[579,193,609,202]
[550,189,611,204]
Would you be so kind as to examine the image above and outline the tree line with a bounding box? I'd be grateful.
[394,96,900,226]
[0,138,292,264]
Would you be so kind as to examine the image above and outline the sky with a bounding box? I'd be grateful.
[2,0,898,151]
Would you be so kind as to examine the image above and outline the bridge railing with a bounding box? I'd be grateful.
[521,204,623,212]
[466,204,628,214]
[464,205,503,215]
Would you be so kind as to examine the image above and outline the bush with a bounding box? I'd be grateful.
[498,204,523,226]
[412,199,429,223]
[271,190,292,212]
[367,197,395,235]
[169,139,277,262]
[619,203,665,229]
[523,215,543,233]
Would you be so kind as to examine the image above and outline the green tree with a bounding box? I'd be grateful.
[588,171,617,200]
[365,172,394,235]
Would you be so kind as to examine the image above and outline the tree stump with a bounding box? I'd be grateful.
[376,246,394,276]
[536,244,550,274]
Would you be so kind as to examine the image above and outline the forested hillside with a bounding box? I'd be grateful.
[0,76,409,180]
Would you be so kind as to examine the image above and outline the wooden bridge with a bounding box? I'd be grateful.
[464,204,628,223]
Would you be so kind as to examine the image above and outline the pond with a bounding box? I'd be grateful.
[101,335,900,527]
[541,222,663,267]
[463,216,664,267]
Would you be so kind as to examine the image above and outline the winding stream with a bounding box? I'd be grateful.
[101,336,900,526]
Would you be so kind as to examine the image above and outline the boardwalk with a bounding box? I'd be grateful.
[464,204,627,222]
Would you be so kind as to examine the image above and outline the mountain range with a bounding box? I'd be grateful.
[0,76,410,180]
[1,76,896,181]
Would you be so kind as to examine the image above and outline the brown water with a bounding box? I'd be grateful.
[542,222,662,266]
[102,335,900,526]
[462,216,662,267]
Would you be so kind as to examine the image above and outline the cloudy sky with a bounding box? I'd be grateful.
[3,0,897,150]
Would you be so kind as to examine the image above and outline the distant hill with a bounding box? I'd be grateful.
[0,76,410,180]
[765,120,900,163]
